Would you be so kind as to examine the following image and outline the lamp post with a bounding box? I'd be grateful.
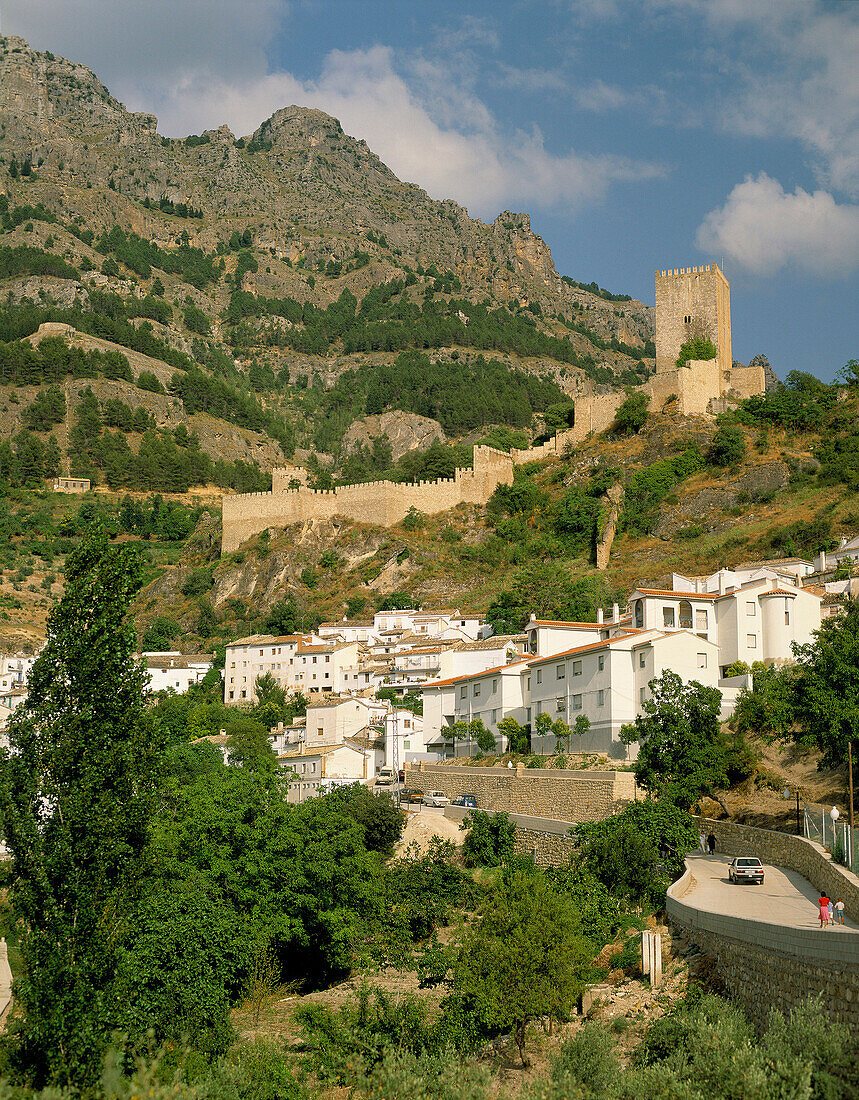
[830,804,840,854]
[783,787,802,836]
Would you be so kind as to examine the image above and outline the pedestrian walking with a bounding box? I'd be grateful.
[818,894,831,929]
[827,898,834,925]
[699,831,707,852]
[706,832,716,855]
[835,898,845,925]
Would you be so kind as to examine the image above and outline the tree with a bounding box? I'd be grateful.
[449,872,592,1065]
[621,670,732,809]
[576,800,699,906]
[497,715,529,754]
[706,422,746,467]
[612,390,649,436]
[0,531,163,1087]
[789,597,859,771]
[460,809,517,868]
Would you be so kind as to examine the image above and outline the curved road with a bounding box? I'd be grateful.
[682,852,859,932]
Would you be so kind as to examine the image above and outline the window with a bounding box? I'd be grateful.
[663,607,675,628]
[404,719,411,729]
[639,651,646,668]
[473,684,481,698]
[403,741,410,750]
[679,600,693,629]
[640,687,646,703]
[598,655,605,671]
[746,601,756,616]
[460,686,467,699]
[492,679,498,692]
[633,599,644,628]
[526,707,532,722]
[317,727,323,737]
[697,653,707,669]
[785,607,790,625]
[526,676,531,691]
[597,689,605,706]
[536,669,543,684]
[557,664,566,679]
[572,694,583,710]
[695,610,708,631]
[572,660,582,676]
[747,634,757,648]
[556,698,566,712]
[492,709,499,724]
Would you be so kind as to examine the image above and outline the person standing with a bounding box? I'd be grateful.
[827,897,834,925]
[818,894,831,929]
[706,832,716,855]
[835,898,845,924]
[699,831,707,852]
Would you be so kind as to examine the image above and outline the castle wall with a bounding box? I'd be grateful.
[727,363,767,399]
[655,264,731,378]
[221,445,513,552]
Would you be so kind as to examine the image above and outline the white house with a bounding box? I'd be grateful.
[627,575,821,674]
[143,652,213,694]
[224,633,316,703]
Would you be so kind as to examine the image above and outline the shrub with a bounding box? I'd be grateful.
[460,809,516,868]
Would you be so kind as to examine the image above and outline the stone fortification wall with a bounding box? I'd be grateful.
[727,362,767,399]
[667,864,859,1034]
[405,762,637,820]
[222,445,513,552]
[692,817,859,921]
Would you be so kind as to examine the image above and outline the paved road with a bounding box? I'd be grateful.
[683,853,859,933]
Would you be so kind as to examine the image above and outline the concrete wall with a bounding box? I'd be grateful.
[405,762,637,820]
[222,444,513,552]
[667,863,859,1035]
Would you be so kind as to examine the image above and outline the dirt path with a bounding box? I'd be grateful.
[396,807,464,856]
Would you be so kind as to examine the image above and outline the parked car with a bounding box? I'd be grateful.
[421,790,451,807]
[452,794,478,808]
[728,856,765,885]
[375,766,394,786]
[399,787,424,804]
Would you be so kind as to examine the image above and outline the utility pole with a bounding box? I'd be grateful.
[849,741,854,830]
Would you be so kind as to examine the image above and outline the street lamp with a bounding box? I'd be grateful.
[783,787,802,836]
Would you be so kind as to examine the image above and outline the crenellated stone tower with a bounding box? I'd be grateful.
[654,263,732,378]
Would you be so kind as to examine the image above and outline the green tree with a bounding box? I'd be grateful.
[789,597,859,771]
[706,422,746,467]
[621,670,731,809]
[612,390,649,436]
[0,531,162,1087]
[576,800,699,906]
[497,715,529,754]
[460,809,516,868]
[449,872,592,1065]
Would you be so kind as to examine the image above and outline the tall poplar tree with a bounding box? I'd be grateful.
[0,530,162,1087]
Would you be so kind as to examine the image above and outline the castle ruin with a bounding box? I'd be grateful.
[221,445,514,553]
[221,264,767,552]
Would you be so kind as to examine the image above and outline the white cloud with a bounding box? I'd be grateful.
[696,173,859,277]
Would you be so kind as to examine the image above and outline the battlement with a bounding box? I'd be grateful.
[221,445,514,553]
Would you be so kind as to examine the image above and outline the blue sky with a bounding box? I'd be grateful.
[6,0,859,381]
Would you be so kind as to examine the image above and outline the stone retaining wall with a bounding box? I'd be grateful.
[406,762,637,821]
[667,865,859,1034]
[693,816,859,922]
[443,805,578,867]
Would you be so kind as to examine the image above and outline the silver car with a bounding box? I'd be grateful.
[421,790,450,807]
[728,857,765,885]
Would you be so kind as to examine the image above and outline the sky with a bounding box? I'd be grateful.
[4,0,859,381]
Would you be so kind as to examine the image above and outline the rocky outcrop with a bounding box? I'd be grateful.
[342,411,445,462]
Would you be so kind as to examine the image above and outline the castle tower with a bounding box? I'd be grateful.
[654,264,731,380]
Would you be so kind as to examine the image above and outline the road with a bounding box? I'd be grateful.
[682,853,859,932]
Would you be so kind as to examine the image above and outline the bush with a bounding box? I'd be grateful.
[611,390,649,436]
[706,422,746,467]
[460,810,516,868]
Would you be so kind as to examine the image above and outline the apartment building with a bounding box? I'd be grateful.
[223,634,363,702]
[143,652,213,694]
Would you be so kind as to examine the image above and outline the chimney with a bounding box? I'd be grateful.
[612,603,620,623]
[597,608,604,624]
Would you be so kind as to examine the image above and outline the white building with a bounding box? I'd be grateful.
[224,633,315,703]
[627,574,821,675]
[142,652,213,694]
